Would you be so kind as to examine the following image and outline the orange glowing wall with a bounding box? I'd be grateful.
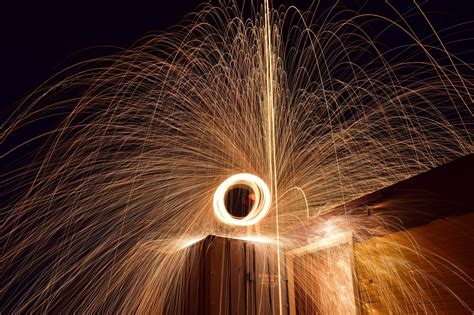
[354,212,474,314]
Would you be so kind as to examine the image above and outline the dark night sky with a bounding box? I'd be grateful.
[0,0,203,112]
[1,0,474,114]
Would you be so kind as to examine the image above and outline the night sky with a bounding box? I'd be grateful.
[1,0,474,115]
[1,0,473,187]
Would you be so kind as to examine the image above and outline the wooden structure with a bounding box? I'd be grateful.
[167,236,288,315]
[169,155,473,314]
[285,154,474,314]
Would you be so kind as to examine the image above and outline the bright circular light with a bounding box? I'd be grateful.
[213,173,271,226]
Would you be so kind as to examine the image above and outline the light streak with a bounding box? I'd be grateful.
[213,173,271,226]
[234,235,276,244]
[1,0,473,313]
[176,237,206,250]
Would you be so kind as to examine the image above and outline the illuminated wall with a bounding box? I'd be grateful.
[355,212,474,314]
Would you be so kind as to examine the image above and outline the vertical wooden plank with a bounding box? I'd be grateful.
[208,237,224,315]
[254,243,271,314]
[266,244,284,315]
[200,236,212,315]
[245,242,257,315]
[281,254,290,315]
[230,239,245,315]
[286,255,296,315]
[187,243,201,315]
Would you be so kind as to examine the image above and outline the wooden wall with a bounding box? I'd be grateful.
[168,236,287,315]
[354,212,474,314]
[289,241,358,314]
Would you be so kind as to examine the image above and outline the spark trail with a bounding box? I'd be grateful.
[1,0,473,313]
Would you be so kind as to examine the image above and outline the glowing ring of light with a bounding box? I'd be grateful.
[213,173,271,226]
